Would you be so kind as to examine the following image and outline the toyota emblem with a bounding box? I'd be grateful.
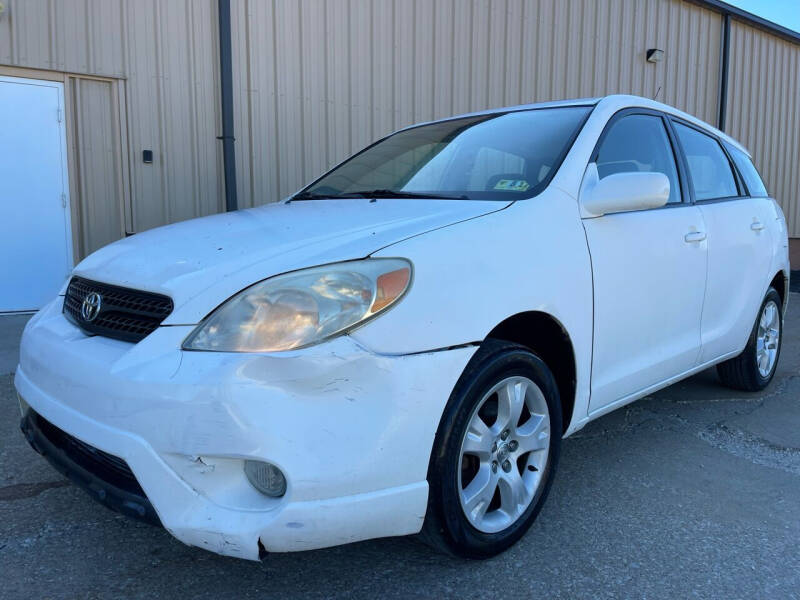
[81,292,102,322]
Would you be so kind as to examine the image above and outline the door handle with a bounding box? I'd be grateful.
[751,220,765,231]
[684,231,706,243]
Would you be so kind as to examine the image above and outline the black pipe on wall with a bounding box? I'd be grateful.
[717,13,731,132]
[217,0,238,212]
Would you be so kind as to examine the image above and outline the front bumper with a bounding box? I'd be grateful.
[15,299,475,560]
[20,408,161,526]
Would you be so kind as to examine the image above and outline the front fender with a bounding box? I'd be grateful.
[351,189,593,434]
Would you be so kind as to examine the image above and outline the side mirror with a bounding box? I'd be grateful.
[580,163,670,217]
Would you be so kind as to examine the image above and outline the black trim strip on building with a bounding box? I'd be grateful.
[717,13,731,131]
[217,0,238,212]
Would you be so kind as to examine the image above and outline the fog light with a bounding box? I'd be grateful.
[244,460,286,497]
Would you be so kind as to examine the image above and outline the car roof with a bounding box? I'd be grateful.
[400,94,750,156]
[596,95,748,155]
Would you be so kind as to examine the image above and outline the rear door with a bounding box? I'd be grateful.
[583,110,707,412]
[0,75,72,311]
[670,120,773,364]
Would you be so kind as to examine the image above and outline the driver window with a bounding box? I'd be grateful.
[596,114,682,204]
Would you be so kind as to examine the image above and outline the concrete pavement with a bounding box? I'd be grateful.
[1,300,799,599]
[0,314,30,376]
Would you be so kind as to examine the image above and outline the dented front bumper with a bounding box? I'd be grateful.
[15,299,475,560]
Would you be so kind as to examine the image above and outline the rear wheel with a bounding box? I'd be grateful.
[717,287,782,391]
[421,339,561,558]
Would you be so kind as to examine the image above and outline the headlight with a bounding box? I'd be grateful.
[182,258,411,352]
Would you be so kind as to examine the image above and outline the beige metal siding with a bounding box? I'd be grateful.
[68,76,126,256]
[2,0,799,247]
[122,0,223,232]
[230,0,722,206]
[726,20,800,236]
[0,0,125,78]
[0,0,224,258]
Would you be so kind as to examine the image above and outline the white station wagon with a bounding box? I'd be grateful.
[17,95,789,560]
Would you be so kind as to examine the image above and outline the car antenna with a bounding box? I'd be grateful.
[653,86,662,101]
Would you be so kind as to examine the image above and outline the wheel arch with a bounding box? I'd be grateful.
[769,270,787,309]
[485,311,577,434]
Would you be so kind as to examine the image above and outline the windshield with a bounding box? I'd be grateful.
[296,106,592,201]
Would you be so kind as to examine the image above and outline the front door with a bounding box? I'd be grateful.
[0,75,72,311]
[583,112,707,412]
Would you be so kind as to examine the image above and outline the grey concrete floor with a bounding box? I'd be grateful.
[1,300,799,599]
[0,313,31,376]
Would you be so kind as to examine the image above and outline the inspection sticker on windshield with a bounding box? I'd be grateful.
[493,179,530,191]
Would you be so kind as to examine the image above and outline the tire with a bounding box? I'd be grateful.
[717,287,783,392]
[420,339,562,558]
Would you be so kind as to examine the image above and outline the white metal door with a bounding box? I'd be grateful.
[0,76,72,312]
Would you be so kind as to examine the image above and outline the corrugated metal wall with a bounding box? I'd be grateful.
[726,20,800,236]
[1,0,799,251]
[230,0,722,207]
[68,76,126,256]
[0,0,224,255]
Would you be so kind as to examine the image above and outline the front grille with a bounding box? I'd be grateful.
[64,276,173,343]
[33,412,145,497]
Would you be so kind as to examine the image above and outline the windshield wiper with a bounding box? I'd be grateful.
[289,191,336,201]
[337,189,469,200]
[291,189,469,202]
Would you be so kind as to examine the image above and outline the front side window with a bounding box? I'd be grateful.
[673,122,739,201]
[297,106,592,201]
[595,114,682,204]
[728,146,769,197]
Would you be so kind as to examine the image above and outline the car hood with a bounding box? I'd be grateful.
[73,198,510,325]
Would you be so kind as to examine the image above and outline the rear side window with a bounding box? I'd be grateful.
[595,114,681,204]
[673,123,739,201]
[728,146,769,197]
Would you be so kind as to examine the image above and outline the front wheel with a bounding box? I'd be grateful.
[420,339,561,558]
[717,287,783,391]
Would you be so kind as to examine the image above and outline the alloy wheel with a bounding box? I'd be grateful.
[458,376,550,534]
[756,299,780,377]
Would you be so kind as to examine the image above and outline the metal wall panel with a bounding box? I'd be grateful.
[2,0,798,245]
[68,77,125,256]
[0,0,223,258]
[726,20,800,236]
[230,0,723,206]
[119,0,223,232]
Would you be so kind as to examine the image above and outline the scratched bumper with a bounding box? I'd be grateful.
[14,299,476,559]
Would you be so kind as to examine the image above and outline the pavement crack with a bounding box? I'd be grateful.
[698,424,800,476]
[0,480,70,501]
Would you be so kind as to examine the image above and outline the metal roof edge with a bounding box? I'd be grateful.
[688,0,800,46]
